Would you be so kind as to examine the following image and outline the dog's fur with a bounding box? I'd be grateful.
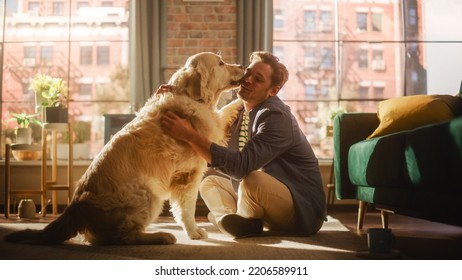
[4,52,244,245]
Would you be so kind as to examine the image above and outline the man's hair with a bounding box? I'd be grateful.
[249,51,289,89]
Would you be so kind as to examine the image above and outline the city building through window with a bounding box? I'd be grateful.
[0,0,129,159]
[273,0,462,159]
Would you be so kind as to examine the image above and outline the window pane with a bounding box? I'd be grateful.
[1,0,129,159]
[274,9,284,29]
[274,41,337,102]
[70,41,129,102]
[40,45,54,65]
[2,41,70,103]
[79,83,92,97]
[53,2,66,16]
[319,10,333,32]
[80,45,92,65]
[256,1,461,161]
[407,42,462,94]
[419,0,462,41]
[372,12,382,32]
[97,45,110,65]
[304,47,316,69]
[28,2,40,13]
[70,2,128,40]
[357,48,368,69]
[356,12,367,32]
[341,42,404,100]
[4,0,70,42]
[24,45,36,60]
[275,0,335,41]
[339,1,403,41]
[304,10,316,32]
[320,47,333,69]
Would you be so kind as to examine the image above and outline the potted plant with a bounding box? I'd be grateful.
[30,73,69,123]
[7,112,43,160]
[8,112,42,144]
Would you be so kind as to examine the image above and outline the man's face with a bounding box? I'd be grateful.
[237,61,278,109]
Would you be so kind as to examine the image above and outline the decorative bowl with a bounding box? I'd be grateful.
[11,145,42,161]
[12,150,41,160]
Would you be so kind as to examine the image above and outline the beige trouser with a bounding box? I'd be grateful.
[199,170,297,232]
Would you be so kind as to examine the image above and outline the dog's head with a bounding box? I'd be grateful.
[169,52,244,108]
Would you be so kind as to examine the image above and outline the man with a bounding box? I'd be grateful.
[161,51,326,238]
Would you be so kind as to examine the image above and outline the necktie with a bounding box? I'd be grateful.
[238,112,249,151]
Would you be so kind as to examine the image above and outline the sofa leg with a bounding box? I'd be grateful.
[381,210,389,229]
[357,200,367,230]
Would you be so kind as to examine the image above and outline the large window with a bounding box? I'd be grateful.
[273,0,462,159]
[1,0,130,159]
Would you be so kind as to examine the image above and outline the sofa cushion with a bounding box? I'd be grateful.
[368,95,458,139]
[405,116,462,189]
[348,132,411,189]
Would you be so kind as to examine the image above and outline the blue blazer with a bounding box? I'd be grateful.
[210,96,327,235]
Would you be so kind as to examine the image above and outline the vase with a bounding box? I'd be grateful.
[16,127,32,144]
[18,199,37,219]
[34,91,44,113]
[45,107,68,123]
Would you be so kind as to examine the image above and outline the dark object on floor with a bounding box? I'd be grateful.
[218,214,263,238]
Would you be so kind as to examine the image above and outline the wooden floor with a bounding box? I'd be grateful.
[328,204,462,259]
[2,204,462,259]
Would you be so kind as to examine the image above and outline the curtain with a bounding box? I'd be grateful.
[237,0,273,66]
[129,0,167,111]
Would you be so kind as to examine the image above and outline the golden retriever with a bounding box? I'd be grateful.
[4,52,244,245]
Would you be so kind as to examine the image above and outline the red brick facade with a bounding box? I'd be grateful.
[166,0,238,74]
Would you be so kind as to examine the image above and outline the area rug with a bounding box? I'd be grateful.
[0,216,367,260]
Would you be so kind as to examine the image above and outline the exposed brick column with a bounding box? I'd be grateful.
[166,0,238,76]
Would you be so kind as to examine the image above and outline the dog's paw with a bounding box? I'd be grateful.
[158,232,177,245]
[188,227,208,240]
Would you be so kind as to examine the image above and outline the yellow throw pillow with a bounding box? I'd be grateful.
[367,95,454,139]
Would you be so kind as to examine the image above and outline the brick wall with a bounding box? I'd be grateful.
[166,0,238,77]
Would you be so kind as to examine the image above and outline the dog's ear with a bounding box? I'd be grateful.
[183,57,213,104]
[186,68,203,101]
[168,64,201,101]
[194,62,213,104]
[171,54,214,104]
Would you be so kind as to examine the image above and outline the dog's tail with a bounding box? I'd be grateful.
[3,203,82,245]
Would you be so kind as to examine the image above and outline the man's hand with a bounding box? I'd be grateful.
[160,111,194,142]
[160,110,213,163]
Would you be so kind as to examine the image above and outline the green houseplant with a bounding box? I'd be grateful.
[8,112,42,144]
[30,73,69,123]
[9,112,42,129]
[7,112,43,160]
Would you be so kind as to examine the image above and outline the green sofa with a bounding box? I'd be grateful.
[333,112,462,229]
